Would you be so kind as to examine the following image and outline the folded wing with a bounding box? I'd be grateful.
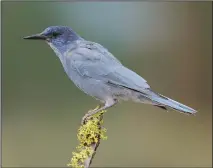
[70,43,150,93]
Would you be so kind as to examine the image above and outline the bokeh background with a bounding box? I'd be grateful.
[2,1,212,167]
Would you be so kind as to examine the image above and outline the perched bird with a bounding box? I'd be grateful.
[24,26,197,121]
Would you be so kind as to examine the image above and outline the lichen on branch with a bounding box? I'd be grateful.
[67,107,107,168]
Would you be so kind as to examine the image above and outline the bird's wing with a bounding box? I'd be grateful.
[69,43,150,92]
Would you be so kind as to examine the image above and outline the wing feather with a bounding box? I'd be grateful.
[69,42,150,92]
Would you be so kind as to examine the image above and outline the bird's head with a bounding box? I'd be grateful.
[24,26,81,55]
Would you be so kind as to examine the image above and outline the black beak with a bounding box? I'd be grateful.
[23,34,47,40]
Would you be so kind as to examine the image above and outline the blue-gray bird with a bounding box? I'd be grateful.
[24,26,197,120]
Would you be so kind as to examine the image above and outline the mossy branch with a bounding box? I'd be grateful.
[67,106,107,168]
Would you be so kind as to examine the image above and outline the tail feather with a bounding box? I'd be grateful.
[150,92,197,114]
[154,104,168,111]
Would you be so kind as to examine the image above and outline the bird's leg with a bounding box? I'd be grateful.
[81,105,102,125]
[87,105,102,114]
[81,99,118,124]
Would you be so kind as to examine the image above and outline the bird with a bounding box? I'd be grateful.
[23,26,197,122]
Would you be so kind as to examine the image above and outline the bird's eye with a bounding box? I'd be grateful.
[52,32,61,38]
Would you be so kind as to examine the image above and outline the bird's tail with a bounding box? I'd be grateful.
[147,91,197,114]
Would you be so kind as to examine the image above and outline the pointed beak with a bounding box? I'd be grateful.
[23,33,47,40]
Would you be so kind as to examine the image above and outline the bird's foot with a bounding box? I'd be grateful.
[88,105,100,113]
[81,105,101,125]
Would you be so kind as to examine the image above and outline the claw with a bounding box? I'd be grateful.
[81,105,102,125]
[81,114,88,125]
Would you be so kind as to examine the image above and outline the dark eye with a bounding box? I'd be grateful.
[52,32,61,38]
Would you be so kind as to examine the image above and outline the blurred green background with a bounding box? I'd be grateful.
[2,1,212,167]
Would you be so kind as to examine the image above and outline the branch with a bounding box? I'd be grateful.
[67,106,107,168]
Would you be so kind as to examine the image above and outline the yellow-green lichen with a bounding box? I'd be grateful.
[67,108,107,168]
